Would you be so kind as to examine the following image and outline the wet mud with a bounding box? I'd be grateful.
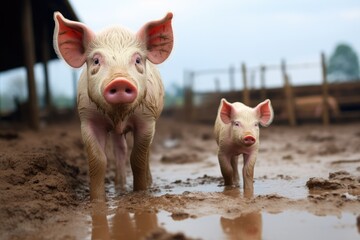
[0,117,360,239]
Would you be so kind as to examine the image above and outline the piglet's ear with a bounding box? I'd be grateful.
[254,99,274,127]
[53,12,95,68]
[137,12,174,64]
[219,98,234,124]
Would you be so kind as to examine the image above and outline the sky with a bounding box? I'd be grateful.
[0,0,360,109]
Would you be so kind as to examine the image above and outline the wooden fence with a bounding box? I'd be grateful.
[182,53,360,125]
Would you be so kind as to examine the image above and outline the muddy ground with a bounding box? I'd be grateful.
[0,116,359,240]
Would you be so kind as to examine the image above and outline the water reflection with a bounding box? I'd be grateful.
[221,212,262,240]
[89,195,358,240]
[91,202,160,240]
[90,201,263,240]
[222,184,254,199]
[220,188,262,240]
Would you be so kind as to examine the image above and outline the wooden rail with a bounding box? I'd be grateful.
[183,53,360,125]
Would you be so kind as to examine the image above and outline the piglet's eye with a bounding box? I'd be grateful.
[135,57,141,64]
[255,122,259,127]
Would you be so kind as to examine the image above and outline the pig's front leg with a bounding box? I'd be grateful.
[112,133,127,190]
[242,150,258,197]
[81,121,108,201]
[218,151,234,186]
[130,121,155,191]
[231,155,240,186]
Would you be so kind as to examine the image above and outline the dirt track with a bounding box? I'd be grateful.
[0,117,360,239]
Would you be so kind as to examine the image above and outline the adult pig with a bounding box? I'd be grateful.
[53,12,174,201]
[214,98,274,195]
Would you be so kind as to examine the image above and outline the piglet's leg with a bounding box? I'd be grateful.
[218,152,234,186]
[81,121,108,201]
[130,122,155,191]
[242,151,257,197]
[112,133,127,191]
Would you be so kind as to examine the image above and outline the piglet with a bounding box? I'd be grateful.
[53,12,174,201]
[214,98,274,195]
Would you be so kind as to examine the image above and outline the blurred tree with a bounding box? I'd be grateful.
[327,43,360,82]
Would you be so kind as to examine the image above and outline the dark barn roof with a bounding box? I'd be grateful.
[0,0,79,72]
[0,0,79,129]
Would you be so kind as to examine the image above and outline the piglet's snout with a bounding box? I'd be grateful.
[243,135,256,146]
[103,78,137,104]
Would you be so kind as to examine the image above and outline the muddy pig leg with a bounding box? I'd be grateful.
[231,155,240,186]
[218,152,234,186]
[112,133,127,191]
[130,122,155,191]
[81,121,108,201]
[242,151,257,197]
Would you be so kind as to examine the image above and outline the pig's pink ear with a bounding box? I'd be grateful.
[254,99,274,127]
[53,12,95,68]
[219,98,234,124]
[137,12,174,64]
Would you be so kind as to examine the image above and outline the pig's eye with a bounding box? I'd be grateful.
[133,53,143,65]
[232,121,241,127]
[133,54,144,74]
[254,122,259,127]
[92,55,102,66]
[92,53,102,66]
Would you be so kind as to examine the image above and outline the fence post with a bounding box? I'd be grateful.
[250,70,256,89]
[229,65,235,91]
[183,70,194,122]
[321,52,330,126]
[260,65,267,100]
[215,77,220,92]
[22,0,39,130]
[281,59,297,126]
[241,63,250,106]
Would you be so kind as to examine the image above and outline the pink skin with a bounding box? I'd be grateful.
[103,78,138,104]
[53,12,174,201]
[214,98,274,197]
[243,135,256,146]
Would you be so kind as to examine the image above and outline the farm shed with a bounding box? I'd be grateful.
[0,0,79,129]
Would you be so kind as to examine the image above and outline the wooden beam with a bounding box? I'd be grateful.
[214,77,220,92]
[183,71,194,122]
[241,63,250,106]
[321,52,330,126]
[229,65,235,91]
[22,0,39,130]
[282,60,297,126]
[41,23,52,112]
[260,65,267,100]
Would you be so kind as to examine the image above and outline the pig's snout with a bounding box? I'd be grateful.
[243,135,256,146]
[103,78,137,104]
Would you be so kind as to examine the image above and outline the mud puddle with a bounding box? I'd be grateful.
[151,154,309,200]
[155,210,358,240]
[2,119,360,239]
[153,177,308,199]
[75,201,359,240]
[53,175,359,240]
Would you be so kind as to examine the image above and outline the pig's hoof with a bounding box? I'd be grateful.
[224,185,239,190]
